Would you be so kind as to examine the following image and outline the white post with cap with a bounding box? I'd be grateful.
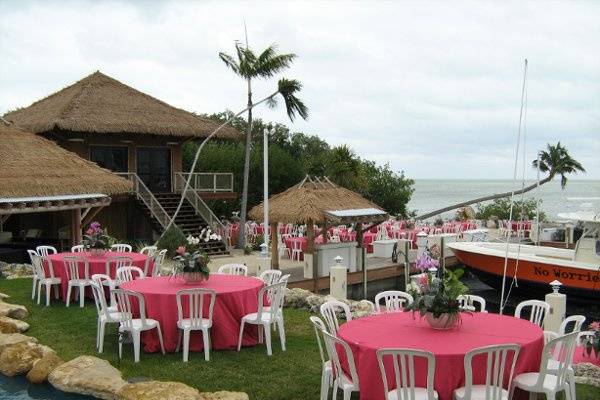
[330,255,348,301]
[544,280,566,333]
[416,231,429,257]
[257,242,271,277]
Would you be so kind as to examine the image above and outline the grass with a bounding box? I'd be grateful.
[1,278,599,400]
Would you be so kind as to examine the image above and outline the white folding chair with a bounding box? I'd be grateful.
[90,280,124,353]
[510,332,577,400]
[457,294,487,313]
[309,316,333,400]
[217,263,248,276]
[32,255,60,306]
[237,281,286,356]
[377,348,438,400]
[151,249,167,277]
[559,315,586,335]
[374,290,414,313]
[454,344,520,400]
[320,300,352,336]
[71,244,86,253]
[259,269,282,285]
[63,255,92,307]
[113,288,165,362]
[116,266,145,284]
[110,243,132,253]
[322,330,360,400]
[175,288,216,362]
[27,249,39,300]
[36,245,57,257]
[514,300,550,327]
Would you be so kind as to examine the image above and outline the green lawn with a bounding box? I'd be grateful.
[1,278,599,400]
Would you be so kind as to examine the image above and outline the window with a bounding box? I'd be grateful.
[90,146,128,172]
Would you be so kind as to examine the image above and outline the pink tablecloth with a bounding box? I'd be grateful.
[44,251,149,302]
[574,346,600,366]
[337,312,544,400]
[120,275,264,353]
[362,232,376,253]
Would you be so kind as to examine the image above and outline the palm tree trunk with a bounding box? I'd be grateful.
[237,78,253,249]
[416,175,553,220]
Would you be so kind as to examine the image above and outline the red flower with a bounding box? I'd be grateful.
[176,246,186,256]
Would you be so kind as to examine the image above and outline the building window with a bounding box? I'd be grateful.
[90,146,128,172]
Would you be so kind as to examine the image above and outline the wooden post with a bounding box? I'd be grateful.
[322,220,328,244]
[72,208,82,246]
[270,222,279,269]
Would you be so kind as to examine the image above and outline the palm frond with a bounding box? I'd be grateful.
[277,78,309,121]
[255,53,297,78]
[266,96,278,109]
[218,52,240,75]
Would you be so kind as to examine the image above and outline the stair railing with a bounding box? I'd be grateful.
[116,173,171,230]
[174,173,230,250]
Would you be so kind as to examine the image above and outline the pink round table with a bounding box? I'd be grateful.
[44,251,149,302]
[337,312,544,400]
[120,275,264,353]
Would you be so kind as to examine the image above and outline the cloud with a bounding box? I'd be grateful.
[1,0,598,179]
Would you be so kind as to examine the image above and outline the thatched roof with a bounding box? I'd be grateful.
[249,176,386,224]
[3,71,239,139]
[0,123,132,198]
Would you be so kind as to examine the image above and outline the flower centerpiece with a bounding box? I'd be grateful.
[406,267,469,330]
[172,235,210,284]
[82,222,111,257]
[583,321,600,359]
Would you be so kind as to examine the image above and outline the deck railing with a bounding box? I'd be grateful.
[173,172,234,193]
[116,173,171,230]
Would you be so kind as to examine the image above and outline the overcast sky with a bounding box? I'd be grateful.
[1,1,598,180]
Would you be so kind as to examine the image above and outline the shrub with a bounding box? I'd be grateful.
[475,198,546,221]
[156,225,187,256]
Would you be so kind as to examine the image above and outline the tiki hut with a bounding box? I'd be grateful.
[249,176,388,270]
[0,122,132,253]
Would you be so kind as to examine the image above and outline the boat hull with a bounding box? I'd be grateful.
[452,248,600,297]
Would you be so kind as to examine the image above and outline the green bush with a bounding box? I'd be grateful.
[475,198,546,221]
[156,225,187,256]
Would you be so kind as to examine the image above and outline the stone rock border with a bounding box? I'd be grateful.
[284,287,374,318]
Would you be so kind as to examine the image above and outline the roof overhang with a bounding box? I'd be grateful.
[0,193,111,215]
[324,207,388,224]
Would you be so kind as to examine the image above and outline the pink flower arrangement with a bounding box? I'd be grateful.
[590,321,600,331]
[82,222,110,250]
[583,321,600,360]
[415,252,439,273]
[176,246,186,256]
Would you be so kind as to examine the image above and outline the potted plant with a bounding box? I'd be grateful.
[173,235,210,284]
[407,268,468,330]
[82,222,111,257]
[583,321,600,359]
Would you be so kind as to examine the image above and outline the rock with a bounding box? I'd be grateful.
[0,332,37,354]
[0,262,33,279]
[0,316,29,333]
[48,355,127,400]
[283,287,312,308]
[0,341,44,376]
[351,300,375,318]
[0,301,29,320]
[0,293,9,300]
[574,362,600,388]
[117,380,201,400]
[27,351,64,384]
[199,391,249,400]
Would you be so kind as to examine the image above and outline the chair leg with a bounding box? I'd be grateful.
[320,368,330,400]
[333,381,339,400]
[133,330,141,363]
[37,282,42,305]
[569,373,576,400]
[79,286,85,308]
[528,392,537,400]
[343,388,351,400]
[45,284,51,306]
[202,328,210,361]
[156,324,165,354]
[277,318,286,351]
[118,330,123,360]
[237,320,245,351]
[66,285,72,307]
[264,323,272,356]
[98,321,106,353]
[544,391,556,400]
[31,278,37,300]
[182,329,190,362]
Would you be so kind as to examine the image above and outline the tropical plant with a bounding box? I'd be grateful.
[82,222,112,250]
[406,269,468,318]
[475,198,547,221]
[417,142,585,220]
[173,243,211,280]
[583,321,600,359]
[219,41,308,249]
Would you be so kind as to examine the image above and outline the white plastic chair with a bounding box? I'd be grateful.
[374,290,414,313]
[514,300,550,328]
[577,330,595,346]
[457,294,487,313]
[63,255,92,307]
[36,245,57,257]
[91,273,118,310]
[150,249,167,277]
[113,288,165,362]
[105,256,133,277]
[290,240,302,262]
[322,330,360,400]
[90,280,124,353]
[237,281,286,356]
[320,300,352,336]
[309,316,333,400]
[559,315,586,335]
[110,243,132,253]
[377,348,438,400]
[139,245,157,257]
[32,255,60,306]
[454,343,520,400]
[71,244,86,253]
[510,331,578,400]
[544,331,559,344]
[218,263,248,276]
[259,269,282,285]
[175,288,216,362]
[27,249,39,300]
[116,266,145,284]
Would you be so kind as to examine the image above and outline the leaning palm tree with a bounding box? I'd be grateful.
[219,42,308,248]
[417,142,585,220]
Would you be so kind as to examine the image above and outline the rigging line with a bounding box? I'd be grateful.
[500,58,528,314]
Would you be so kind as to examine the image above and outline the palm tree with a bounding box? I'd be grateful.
[417,142,585,220]
[219,42,308,248]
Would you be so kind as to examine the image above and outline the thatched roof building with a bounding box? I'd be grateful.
[249,176,387,224]
[3,71,239,139]
[0,123,132,198]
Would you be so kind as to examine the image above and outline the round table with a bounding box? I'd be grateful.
[120,275,264,353]
[337,312,544,400]
[45,251,149,302]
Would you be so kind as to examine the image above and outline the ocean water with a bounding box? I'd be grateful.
[408,179,600,220]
